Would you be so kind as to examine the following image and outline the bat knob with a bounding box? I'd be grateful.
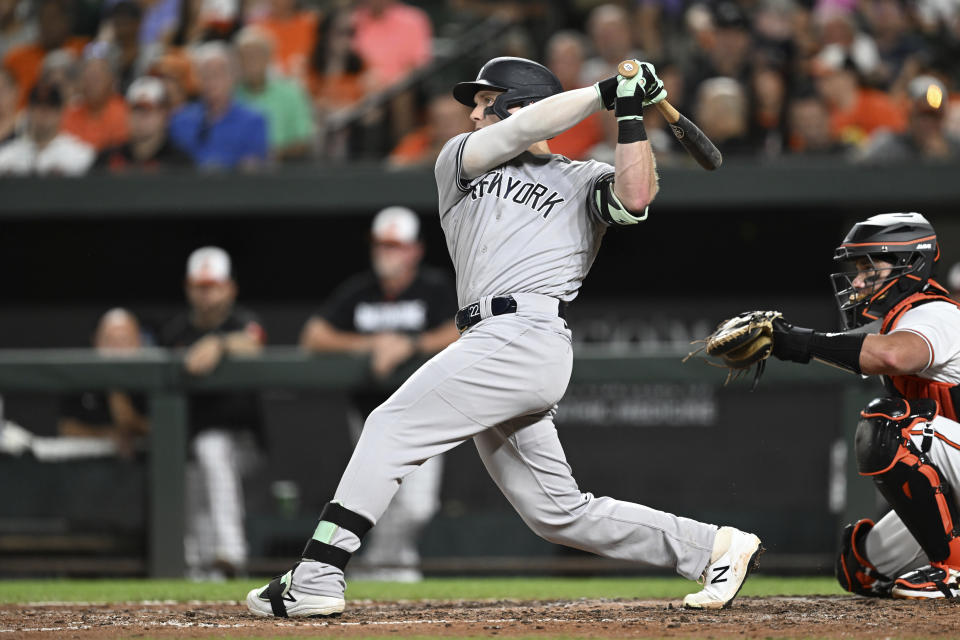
[617,60,639,78]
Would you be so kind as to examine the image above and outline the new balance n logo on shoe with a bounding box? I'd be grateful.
[711,565,730,584]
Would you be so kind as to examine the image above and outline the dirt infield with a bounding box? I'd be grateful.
[3,596,960,639]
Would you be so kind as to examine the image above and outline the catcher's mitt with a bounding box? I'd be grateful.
[683,310,783,389]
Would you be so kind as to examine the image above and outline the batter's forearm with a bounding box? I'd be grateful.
[462,87,603,178]
[613,141,658,212]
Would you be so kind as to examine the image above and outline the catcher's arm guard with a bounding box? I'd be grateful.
[683,310,782,390]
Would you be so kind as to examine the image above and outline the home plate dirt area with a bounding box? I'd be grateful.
[4,596,960,638]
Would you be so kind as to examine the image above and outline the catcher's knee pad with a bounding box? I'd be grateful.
[835,518,892,597]
[855,397,960,565]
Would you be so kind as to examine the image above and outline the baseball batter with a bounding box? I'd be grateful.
[247,57,762,617]
[768,212,960,599]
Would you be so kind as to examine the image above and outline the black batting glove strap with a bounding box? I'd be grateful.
[614,95,644,118]
[772,319,865,374]
[618,119,647,143]
[597,76,617,110]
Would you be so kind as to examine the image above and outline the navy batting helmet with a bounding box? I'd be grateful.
[453,57,563,120]
[830,212,940,329]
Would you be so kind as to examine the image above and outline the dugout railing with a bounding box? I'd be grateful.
[0,347,876,577]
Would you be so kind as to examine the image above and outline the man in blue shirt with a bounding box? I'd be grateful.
[169,41,267,170]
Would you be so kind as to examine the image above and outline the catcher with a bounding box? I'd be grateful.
[700,212,960,599]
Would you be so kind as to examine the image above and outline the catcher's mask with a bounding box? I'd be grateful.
[831,212,939,329]
[453,56,563,121]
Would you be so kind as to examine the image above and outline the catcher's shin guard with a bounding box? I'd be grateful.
[835,518,892,596]
[855,397,960,567]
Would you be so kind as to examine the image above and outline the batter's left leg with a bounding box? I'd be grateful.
[474,412,761,607]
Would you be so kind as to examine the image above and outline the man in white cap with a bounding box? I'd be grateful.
[159,246,266,579]
[300,207,459,581]
[96,76,192,171]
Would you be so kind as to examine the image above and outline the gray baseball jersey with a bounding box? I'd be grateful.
[436,132,613,307]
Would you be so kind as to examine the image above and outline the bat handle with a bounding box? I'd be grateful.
[617,61,680,124]
[655,100,680,124]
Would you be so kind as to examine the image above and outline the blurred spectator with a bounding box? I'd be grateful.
[351,0,432,87]
[694,76,753,156]
[160,246,266,579]
[253,0,318,80]
[546,30,588,91]
[582,4,642,82]
[38,48,78,104]
[787,93,849,155]
[104,0,150,93]
[0,83,94,176]
[148,52,199,111]
[813,6,883,83]
[169,42,268,171]
[350,0,432,148]
[2,0,88,106]
[685,2,754,97]
[234,26,314,161]
[545,30,602,160]
[948,262,960,301]
[308,9,367,115]
[61,43,130,152]
[171,0,243,47]
[0,0,37,61]
[388,94,471,168]
[300,206,459,582]
[856,76,960,163]
[103,0,182,47]
[0,68,18,144]
[96,76,192,171]
[58,308,149,459]
[813,45,906,146]
[749,63,788,157]
[860,0,924,85]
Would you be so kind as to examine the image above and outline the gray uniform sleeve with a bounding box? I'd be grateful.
[435,132,474,214]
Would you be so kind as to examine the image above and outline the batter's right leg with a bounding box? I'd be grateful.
[246,314,566,617]
[474,412,762,609]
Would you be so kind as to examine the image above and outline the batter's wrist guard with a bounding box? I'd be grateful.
[301,501,373,570]
[617,118,647,143]
[595,76,617,110]
[772,319,865,374]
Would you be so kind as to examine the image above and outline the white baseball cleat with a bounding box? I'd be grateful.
[682,526,764,610]
[891,563,960,599]
[246,566,345,618]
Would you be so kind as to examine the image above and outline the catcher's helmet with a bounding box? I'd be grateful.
[831,212,940,329]
[453,57,563,120]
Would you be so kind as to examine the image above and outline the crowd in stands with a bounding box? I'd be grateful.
[0,0,958,175]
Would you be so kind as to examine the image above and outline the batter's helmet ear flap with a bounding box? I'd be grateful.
[453,57,563,121]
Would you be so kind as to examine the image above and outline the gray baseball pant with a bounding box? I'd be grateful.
[332,295,716,581]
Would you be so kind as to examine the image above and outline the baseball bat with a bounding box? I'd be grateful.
[617,60,723,171]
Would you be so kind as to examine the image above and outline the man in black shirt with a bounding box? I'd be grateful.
[301,206,459,581]
[160,246,265,579]
[58,308,149,458]
[96,76,192,172]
